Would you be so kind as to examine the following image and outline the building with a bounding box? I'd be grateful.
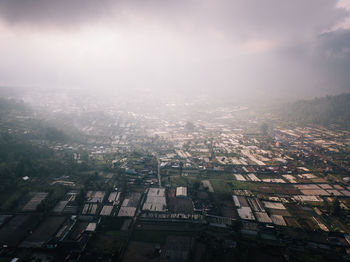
[176,187,187,198]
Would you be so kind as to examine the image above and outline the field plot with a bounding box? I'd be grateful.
[312,217,329,232]
[118,192,141,217]
[168,198,193,213]
[53,200,68,213]
[300,189,330,196]
[132,223,196,244]
[292,195,323,202]
[295,184,320,190]
[142,188,166,212]
[161,235,191,261]
[233,195,240,207]
[0,215,37,247]
[82,203,99,215]
[341,190,350,197]
[118,207,137,217]
[282,175,296,183]
[262,201,286,210]
[298,174,316,179]
[221,201,238,219]
[165,176,200,187]
[237,206,255,220]
[247,174,260,182]
[247,197,265,212]
[22,192,48,211]
[20,216,66,248]
[284,217,301,228]
[89,231,128,257]
[254,212,272,223]
[123,241,159,262]
[201,180,214,192]
[100,205,114,216]
[234,174,246,181]
[210,179,233,194]
[318,184,333,189]
[262,178,285,183]
[63,205,78,214]
[0,215,11,227]
[237,196,249,207]
[100,217,127,231]
[0,190,25,211]
[108,192,121,205]
[86,191,106,203]
[270,215,286,226]
[334,185,344,190]
[268,209,291,216]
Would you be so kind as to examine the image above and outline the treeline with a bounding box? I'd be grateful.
[0,97,70,142]
[0,133,72,179]
[278,93,350,128]
[0,98,102,183]
[0,132,54,162]
[0,97,29,112]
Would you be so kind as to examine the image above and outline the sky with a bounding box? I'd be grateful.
[0,0,349,102]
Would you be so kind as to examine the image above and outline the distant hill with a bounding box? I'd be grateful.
[278,93,350,128]
[0,97,69,142]
[0,97,29,112]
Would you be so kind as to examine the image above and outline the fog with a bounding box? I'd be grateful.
[0,0,349,103]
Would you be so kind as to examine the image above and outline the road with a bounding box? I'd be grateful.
[158,158,161,187]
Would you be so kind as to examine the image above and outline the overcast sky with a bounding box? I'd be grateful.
[0,0,349,101]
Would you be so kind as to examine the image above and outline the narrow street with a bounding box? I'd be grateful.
[158,158,161,187]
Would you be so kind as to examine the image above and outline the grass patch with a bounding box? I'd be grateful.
[0,190,25,211]
[163,176,201,187]
[202,172,235,180]
[230,180,257,190]
[209,179,233,194]
[100,217,126,231]
[91,231,128,255]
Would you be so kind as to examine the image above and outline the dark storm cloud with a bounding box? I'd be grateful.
[0,0,117,26]
[277,28,350,96]
[318,29,350,61]
[0,0,348,53]
[314,29,350,93]
[0,0,187,27]
[0,0,348,100]
[0,0,347,36]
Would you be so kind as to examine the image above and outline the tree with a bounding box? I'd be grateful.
[185,121,195,131]
[261,123,268,135]
[179,161,184,176]
[193,181,200,190]
[331,198,341,216]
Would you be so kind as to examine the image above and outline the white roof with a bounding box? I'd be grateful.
[142,188,167,212]
[118,207,136,217]
[237,206,255,220]
[86,223,97,232]
[263,201,286,210]
[176,186,187,197]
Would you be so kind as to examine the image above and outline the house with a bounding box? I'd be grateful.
[176,187,187,198]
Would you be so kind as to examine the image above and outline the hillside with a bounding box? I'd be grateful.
[278,93,350,128]
[0,97,73,142]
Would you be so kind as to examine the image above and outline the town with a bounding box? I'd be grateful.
[0,91,350,262]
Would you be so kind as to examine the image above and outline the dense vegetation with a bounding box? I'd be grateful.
[279,93,350,128]
[0,97,68,139]
[0,98,91,191]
